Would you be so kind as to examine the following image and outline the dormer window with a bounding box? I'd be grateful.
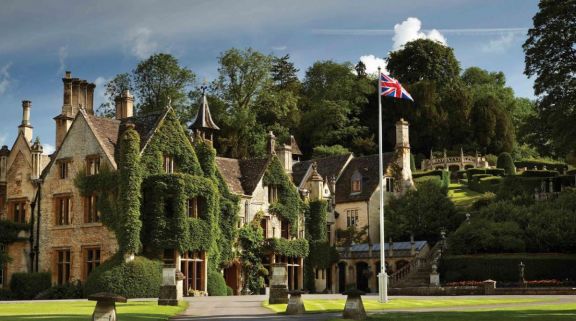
[351,170,362,193]
[268,185,278,203]
[86,155,100,176]
[163,155,174,174]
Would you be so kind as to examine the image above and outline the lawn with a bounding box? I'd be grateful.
[0,300,187,321]
[264,297,551,313]
[448,183,485,208]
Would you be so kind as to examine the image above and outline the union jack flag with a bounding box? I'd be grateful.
[380,73,413,101]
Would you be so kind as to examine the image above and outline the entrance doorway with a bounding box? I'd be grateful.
[181,251,205,296]
[356,262,370,293]
[337,262,346,293]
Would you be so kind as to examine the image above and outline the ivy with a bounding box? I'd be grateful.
[238,213,266,294]
[264,156,304,234]
[263,238,309,258]
[306,200,328,241]
[0,220,29,266]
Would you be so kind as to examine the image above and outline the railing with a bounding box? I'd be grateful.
[389,241,443,286]
[429,156,480,165]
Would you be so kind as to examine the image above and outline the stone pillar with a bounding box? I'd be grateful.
[71,78,81,114]
[62,71,73,114]
[276,144,293,174]
[298,257,304,290]
[158,265,183,306]
[86,83,96,114]
[18,100,33,142]
[309,162,324,201]
[269,263,288,304]
[395,119,414,192]
[267,131,276,156]
[286,290,306,315]
[78,80,87,110]
[0,146,9,183]
[31,138,43,179]
[482,279,496,295]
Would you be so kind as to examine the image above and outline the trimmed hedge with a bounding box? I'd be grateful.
[497,152,516,175]
[413,176,442,189]
[496,176,544,201]
[468,175,502,193]
[515,160,567,174]
[412,170,450,189]
[9,272,51,300]
[85,255,162,298]
[521,170,559,177]
[440,253,576,282]
[466,168,505,181]
[207,270,228,296]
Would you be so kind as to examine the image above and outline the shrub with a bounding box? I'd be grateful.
[466,168,505,181]
[485,154,498,166]
[85,255,162,298]
[0,289,15,301]
[207,270,228,296]
[226,286,233,296]
[456,170,467,180]
[471,192,495,210]
[521,170,559,177]
[9,272,51,300]
[440,253,576,283]
[410,153,416,172]
[496,176,543,202]
[414,176,442,189]
[412,170,450,189]
[515,159,567,174]
[448,219,525,255]
[35,281,84,299]
[497,152,516,175]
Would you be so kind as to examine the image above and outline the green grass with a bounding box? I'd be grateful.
[264,298,550,313]
[0,300,187,321]
[331,303,576,321]
[448,183,485,208]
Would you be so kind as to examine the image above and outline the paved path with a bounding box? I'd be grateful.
[171,294,576,321]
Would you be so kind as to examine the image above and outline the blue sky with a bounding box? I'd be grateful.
[0,0,539,153]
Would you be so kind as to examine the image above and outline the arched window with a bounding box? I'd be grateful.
[351,170,362,193]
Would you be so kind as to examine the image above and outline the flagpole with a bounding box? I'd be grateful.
[377,67,388,303]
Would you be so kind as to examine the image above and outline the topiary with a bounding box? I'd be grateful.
[226,286,233,296]
[84,254,162,298]
[207,270,228,296]
[497,152,516,175]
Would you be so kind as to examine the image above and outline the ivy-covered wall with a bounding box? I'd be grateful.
[0,220,29,266]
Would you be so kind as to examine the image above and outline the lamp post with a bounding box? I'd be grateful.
[377,66,388,303]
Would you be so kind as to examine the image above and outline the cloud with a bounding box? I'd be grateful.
[43,143,55,155]
[57,45,68,75]
[271,45,288,51]
[481,32,516,53]
[359,55,387,75]
[127,27,158,59]
[312,27,527,37]
[0,63,12,95]
[0,132,6,147]
[392,17,447,50]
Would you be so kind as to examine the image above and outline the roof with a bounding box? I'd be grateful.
[122,110,167,150]
[292,153,352,186]
[215,156,271,196]
[189,94,220,131]
[335,153,394,203]
[85,114,120,165]
[290,136,303,156]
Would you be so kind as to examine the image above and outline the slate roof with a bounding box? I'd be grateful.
[292,153,352,186]
[85,114,120,162]
[190,94,220,131]
[335,153,394,203]
[215,156,271,196]
[290,136,303,156]
[122,110,167,150]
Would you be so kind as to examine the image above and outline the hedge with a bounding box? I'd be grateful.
[412,170,450,189]
[466,168,505,181]
[207,270,228,296]
[468,175,502,193]
[85,255,162,298]
[497,152,516,175]
[9,272,51,299]
[413,176,442,189]
[496,176,544,201]
[515,160,567,174]
[440,253,576,283]
[263,238,309,258]
[521,170,559,178]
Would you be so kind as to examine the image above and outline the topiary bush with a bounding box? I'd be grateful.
[521,170,559,177]
[9,272,51,300]
[85,255,162,298]
[35,281,84,299]
[412,170,450,189]
[497,152,516,175]
[207,270,228,296]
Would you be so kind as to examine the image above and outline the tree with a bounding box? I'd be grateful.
[496,152,516,175]
[387,39,460,84]
[312,145,350,158]
[524,0,576,155]
[97,73,133,117]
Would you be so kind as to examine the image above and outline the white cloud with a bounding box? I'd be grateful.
[481,32,516,53]
[57,45,68,75]
[0,132,7,147]
[43,143,55,155]
[0,63,12,95]
[128,27,158,59]
[392,17,447,50]
[359,54,387,76]
[271,45,288,51]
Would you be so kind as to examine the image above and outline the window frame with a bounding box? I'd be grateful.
[83,247,101,279]
[54,194,72,226]
[346,208,359,227]
[188,197,199,218]
[55,248,71,285]
[163,155,174,174]
[350,170,362,193]
[57,158,72,180]
[385,177,395,193]
[8,198,27,224]
[268,185,278,204]
[84,194,100,223]
[85,155,100,176]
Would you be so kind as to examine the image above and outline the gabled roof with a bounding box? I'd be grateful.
[290,136,303,156]
[84,113,120,168]
[292,153,353,186]
[189,94,220,131]
[215,156,271,196]
[119,109,168,152]
[335,153,394,203]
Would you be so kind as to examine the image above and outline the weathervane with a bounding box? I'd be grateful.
[200,79,208,95]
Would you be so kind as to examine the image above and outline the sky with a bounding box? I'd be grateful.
[0,0,539,154]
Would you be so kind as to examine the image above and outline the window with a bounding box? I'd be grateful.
[9,200,27,224]
[188,197,200,218]
[163,155,174,174]
[260,218,268,238]
[84,194,100,223]
[385,177,395,193]
[181,251,204,295]
[84,247,100,278]
[56,249,71,284]
[351,170,362,193]
[346,209,359,227]
[281,219,290,239]
[268,185,278,203]
[55,195,72,225]
[58,160,71,179]
[164,198,174,218]
[86,156,100,176]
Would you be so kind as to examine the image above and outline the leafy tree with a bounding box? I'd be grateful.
[448,219,526,254]
[354,61,367,78]
[497,152,516,175]
[387,39,460,84]
[523,0,576,156]
[312,145,350,158]
[271,54,300,93]
[97,73,133,117]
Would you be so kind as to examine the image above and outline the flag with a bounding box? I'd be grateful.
[380,73,413,101]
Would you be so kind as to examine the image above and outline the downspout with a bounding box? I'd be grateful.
[34,179,42,273]
[28,190,37,273]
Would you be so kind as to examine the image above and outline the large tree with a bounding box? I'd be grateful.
[387,39,461,84]
[523,0,576,155]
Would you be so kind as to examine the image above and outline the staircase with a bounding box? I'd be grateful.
[389,242,443,288]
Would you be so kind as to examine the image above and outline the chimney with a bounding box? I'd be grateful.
[71,78,81,114]
[395,118,414,192]
[309,162,323,201]
[267,131,276,156]
[115,90,134,120]
[62,71,73,115]
[276,144,293,174]
[19,100,33,142]
[31,137,43,180]
[86,83,96,114]
[0,145,9,183]
[78,80,87,110]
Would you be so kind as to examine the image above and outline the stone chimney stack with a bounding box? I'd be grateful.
[19,100,33,142]
[31,137,43,180]
[115,90,134,120]
[309,162,324,201]
[276,143,293,174]
[267,131,276,156]
[395,118,414,192]
[0,145,9,183]
[86,83,96,115]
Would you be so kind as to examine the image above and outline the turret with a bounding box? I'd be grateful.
[309,162,324,201]
[0,145,9,183]
[31,137,43,180]
[18,100,33,142]
[189,86,220,142]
